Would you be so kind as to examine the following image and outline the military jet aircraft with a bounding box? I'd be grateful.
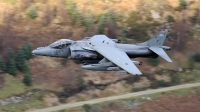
[32,29,172,75]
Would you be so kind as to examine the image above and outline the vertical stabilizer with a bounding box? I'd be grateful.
[137,29,168,47]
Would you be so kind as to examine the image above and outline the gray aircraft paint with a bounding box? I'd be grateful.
[116,44,154,58]
[32,29,172,74]
[137,29,168,47]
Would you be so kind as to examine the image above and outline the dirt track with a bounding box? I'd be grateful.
[30,82,200,112]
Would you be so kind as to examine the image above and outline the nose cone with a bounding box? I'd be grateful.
[32,50,39,55]
[32,47,48,56]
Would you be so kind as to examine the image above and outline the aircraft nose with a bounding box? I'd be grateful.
[32,50,35,54]
[32,49,40,55]
[32,47,46,55]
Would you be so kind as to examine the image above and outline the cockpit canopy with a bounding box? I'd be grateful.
[50,39,74,49]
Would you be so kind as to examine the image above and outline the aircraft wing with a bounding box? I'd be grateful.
[90,35,142,75]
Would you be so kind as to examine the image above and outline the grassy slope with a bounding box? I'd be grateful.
[0,99,45,112]
[0,74,46,99]
[0,75,47,112]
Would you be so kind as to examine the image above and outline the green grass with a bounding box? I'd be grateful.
[194,31,200,37]
[0,93,46,112]
[0,75,64,112]
[177,71,200,83]
[0,75,48,99]
[170,86,200,96]
[2,0,17,4]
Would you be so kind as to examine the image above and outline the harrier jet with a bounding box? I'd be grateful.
[32,29,172,75]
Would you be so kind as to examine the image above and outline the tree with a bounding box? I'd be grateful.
[8,47,15,59]
[16,47,28,72]
[8,58,17,76]
[28,5,38,19]
[98,15,105,34]
[167,15,175,22]
[67,0,84,25]
[180,0,187,8]
[0,56,7,72]
[192,53,200,62]
[120,30,128,43]
[83,13,94,29]
[26,44,33,59]
[22,45,29,60]
[21,44,33,60]
[67,0,76,16]
[23,73,32,86]
[97,11,117,34]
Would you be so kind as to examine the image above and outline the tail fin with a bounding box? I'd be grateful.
[137,29,172,62]
[137,29,168,47]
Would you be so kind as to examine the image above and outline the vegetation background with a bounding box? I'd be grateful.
[0,0,200,111]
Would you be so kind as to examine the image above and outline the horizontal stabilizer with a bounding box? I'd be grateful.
[149,47,172,62]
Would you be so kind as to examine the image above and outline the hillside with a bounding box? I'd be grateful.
[0,0,200,111]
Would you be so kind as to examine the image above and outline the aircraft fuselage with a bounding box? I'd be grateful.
[32,30,172,74]
[32,41,157,62]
